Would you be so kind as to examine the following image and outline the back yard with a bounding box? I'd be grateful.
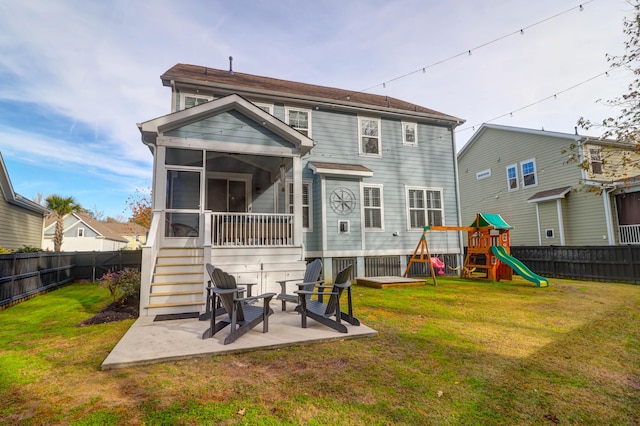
[0,277,638,425]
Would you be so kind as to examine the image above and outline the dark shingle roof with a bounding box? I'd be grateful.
[161,63,461,122]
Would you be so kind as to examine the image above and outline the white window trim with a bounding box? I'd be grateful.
[520,158,538,189]
[506,164,519,192]
[182,94,212,110]
[361,183,385,231]
[402,121,418,146]
[404,185,444,231]
[287,179,313,232]
[358,116,382,157]
[285,106,312,138]
[77,228,85,237]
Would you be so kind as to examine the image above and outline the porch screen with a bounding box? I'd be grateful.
[166,170,200,237]
[166,171,200,209]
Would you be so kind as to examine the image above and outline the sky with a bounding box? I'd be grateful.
[0,0,633,220]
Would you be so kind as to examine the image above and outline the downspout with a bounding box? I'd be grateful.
[451,124,465,269]
[556,199,566,246]
[534,203,542,245]
[602,185,617,245]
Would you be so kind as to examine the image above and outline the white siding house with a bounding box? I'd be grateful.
[43,212,129,252]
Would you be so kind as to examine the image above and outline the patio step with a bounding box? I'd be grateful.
[156,256,204,265]
[149,290,203,305]
[143,301,205,316]
[155,263,204,272]
[151,281,201,293]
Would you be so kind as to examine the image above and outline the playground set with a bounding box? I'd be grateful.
[404,213,549,287]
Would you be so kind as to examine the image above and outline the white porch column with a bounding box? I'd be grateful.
[556,199,566,246]
[292,156,303,247]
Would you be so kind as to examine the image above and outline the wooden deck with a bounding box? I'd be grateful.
[356,276,427,289]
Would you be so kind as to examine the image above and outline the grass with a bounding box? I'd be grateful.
[0,277,639,425]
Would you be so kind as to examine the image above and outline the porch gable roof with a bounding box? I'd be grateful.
[138,94,314,155]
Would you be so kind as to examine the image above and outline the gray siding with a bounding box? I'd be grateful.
[458,127,610,246]
[305,109,461,255]
[166,110,292,148]
[0,189,45,250]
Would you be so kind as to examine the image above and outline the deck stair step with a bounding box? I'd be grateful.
[143,247,206,316]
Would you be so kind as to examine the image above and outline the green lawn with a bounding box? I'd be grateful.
[1,277,639,425]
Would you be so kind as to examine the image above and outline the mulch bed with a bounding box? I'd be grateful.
[79,299,139,326]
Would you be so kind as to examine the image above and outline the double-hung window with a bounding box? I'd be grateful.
[183,95,210,110]
[359,116,381,156]
[254,102,273,115]
[589,148,603,174]
[406,187,443,229]
[402,122,417,146]
[520,158,537,188]
[506,164,519,191]
[285,107,311,137]
[288,181,312,230]
[363,185,384,230]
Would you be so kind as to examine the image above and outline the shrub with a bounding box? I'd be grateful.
[0,246,13,254]
[100,268,141,305]
[15,246,43,253]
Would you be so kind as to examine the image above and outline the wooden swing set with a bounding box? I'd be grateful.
[403,213,515,285]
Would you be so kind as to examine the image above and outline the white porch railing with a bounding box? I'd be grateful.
[211,212,294,247]
[619,224,640,244]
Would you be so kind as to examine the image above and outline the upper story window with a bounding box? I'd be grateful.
[359,117,381,156]
[506,164,519,191]
[363,185,384,230]
[183,95,210,110]
[77,228,85,237]
[254,102,273,115]
[589,148,603,174]
[406,187,443,230]
[402,122,417,146]
[285,107,311,137]
[521,158,537,188]
[288,181,312,231]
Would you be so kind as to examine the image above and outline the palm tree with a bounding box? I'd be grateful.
[45,195,82,252]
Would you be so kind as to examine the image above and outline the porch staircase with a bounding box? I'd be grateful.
[144,247,206,316]
[141,245,307,317]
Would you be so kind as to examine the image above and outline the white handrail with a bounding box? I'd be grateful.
[619,224,640,245]
[211,212,294,247]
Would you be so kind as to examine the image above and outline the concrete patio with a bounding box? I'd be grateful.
[101,308,378,370]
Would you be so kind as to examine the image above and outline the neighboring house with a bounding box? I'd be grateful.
[43,212,129,251]
[457,123,640,247]
[107,222,148,250]
[0,150,49,250]
[136,62,465,316]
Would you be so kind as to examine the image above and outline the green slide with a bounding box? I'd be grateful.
[491,246,549,288]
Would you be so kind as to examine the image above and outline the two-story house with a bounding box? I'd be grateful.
[137,63,465,317]
[458,123,640,247]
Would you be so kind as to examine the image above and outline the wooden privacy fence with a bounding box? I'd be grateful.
[511,246,640,284]
[0,250,142,309]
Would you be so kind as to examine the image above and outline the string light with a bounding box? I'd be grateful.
[457,68,615,133]
[349,1,593,96]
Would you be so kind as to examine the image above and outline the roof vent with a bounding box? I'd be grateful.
[228,56,234,75]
